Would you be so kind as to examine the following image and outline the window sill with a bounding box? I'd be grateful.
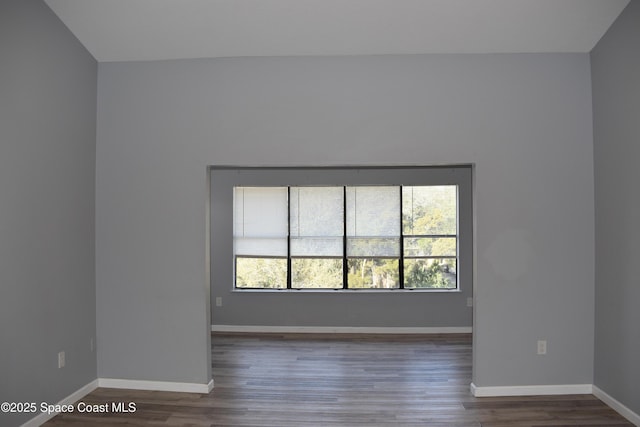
[231,288,461,293]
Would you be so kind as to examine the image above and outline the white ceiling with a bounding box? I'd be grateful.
[44,0,629,62]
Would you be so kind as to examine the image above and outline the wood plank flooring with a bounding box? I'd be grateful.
[44,333,632,426]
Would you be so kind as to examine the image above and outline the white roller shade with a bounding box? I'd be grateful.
[234,187,288,256]
[290,187,343,257]
[346,186,400,257]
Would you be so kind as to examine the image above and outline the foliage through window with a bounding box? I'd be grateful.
[234,185,458,290]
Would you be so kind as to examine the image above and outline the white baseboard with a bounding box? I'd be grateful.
[212,325,472,334]
[98,378,213,394]
[16,379,637,427]
[98,378,215,393]
[470,382,593,397]
[593,385,640,426]
[470,383,639,425]
[20,377,213,427]
[21,379,99,427]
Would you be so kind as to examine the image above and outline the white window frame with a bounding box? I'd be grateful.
[233,185,459,290]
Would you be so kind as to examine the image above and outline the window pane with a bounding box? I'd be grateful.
[404,258,457,289]
[402,186,457,235]
[403,237,456,257]
[290,187,344,257]
[291,237,342,256]
[234,187,288,237]
[234,187,288,257]
[235,257,287,289]
[290,187,343,237]
[235,238,287,256]
[347,238,400,257]
[347,258,399,289]
[346,186,400,237]
[292,258,343,289]
[346,186,400,260]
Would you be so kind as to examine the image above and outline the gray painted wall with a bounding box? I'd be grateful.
[210,166,473,327]
[0,1,97,426]
[97,53,595,388]
[592,0,640,415]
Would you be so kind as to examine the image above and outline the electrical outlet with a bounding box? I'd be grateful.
[215,297,222,307]
[537,340,547,355]
[58,351,65,368]
[466,297,473,307]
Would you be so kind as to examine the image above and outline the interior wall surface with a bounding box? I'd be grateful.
[96,53,594,388]
[592,0,640,416]
[0,1,97,425]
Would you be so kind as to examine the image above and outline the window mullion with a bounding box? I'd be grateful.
[287,186,292,290]
[399,186,404,289]
[342,186,348,289]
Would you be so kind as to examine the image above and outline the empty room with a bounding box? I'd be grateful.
[1,0,639,426]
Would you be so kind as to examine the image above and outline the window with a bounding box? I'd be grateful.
[346,186,400,289]
[403,186,458,289]
[233,184,459,290]
[233,187,288,289]
[290,187,344,288]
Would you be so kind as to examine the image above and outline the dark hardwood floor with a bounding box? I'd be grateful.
[44,333,632,426]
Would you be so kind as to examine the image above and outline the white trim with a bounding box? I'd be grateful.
[21,379,98,427]
[231,288,462,293]
[98,378,213,394]
[593,385,640,426]
[470,382,593,397]
[212,325,472,334]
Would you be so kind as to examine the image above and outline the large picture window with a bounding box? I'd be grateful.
[233,184,459,290]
